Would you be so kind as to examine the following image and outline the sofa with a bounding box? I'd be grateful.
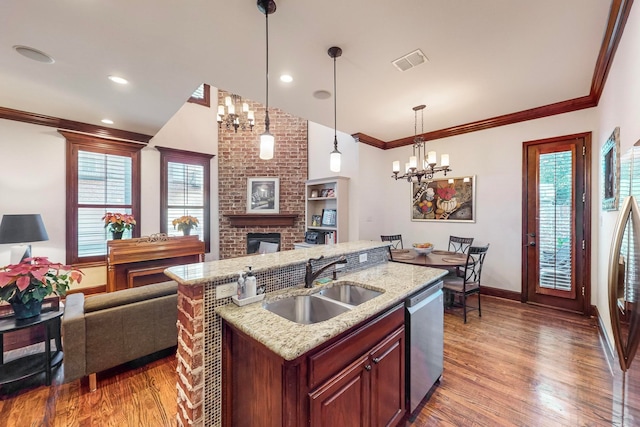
[62,280,178,391]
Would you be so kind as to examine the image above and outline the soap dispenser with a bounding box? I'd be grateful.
[237,271,246,299]
[245,266,257,298]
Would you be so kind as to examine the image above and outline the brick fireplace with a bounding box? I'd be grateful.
[217,90,307,258]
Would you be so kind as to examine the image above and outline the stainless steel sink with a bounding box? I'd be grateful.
[263,295,351,324]
[319,282,383,306]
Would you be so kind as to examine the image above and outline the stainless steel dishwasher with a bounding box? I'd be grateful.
[405,280,444,414]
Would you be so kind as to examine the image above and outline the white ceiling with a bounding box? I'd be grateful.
[0,0,612,143]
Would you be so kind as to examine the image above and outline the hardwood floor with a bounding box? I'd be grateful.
[0,296,636,426]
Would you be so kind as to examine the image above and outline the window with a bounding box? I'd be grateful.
[187,83,210,107]
[62,131,143,266]
[157,146,213,253]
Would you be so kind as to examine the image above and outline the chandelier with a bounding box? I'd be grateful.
[217,94,255,132]
[391,105,451,182]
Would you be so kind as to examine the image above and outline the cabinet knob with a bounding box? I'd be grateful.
[365,364,372,371]
[373,357,380,364]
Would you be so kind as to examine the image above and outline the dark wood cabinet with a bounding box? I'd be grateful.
[222,303,406,427]
[309,354,370,427]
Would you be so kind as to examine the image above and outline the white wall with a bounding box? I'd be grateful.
[307,121,360,242]
[0,120,68,266]
[594,4,640,344]
[361,108,598,293]
[147,96,220,260]
[0,93,220,288]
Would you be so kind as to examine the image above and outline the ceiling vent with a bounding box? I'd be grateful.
[392,49,427,72]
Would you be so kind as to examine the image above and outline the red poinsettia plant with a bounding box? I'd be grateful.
[102,212,136,233]
[0,257,83,304]
[436,187,457,201]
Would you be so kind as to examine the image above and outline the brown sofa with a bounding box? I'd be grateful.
[62,281,178,391]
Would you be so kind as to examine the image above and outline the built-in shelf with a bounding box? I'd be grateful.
[225,214,298,227]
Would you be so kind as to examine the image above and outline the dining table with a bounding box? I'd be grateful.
[388,248,468,269]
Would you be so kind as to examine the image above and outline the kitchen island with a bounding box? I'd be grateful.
[165,240,446,427]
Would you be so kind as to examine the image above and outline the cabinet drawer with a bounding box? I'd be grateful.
[308,304,403,389]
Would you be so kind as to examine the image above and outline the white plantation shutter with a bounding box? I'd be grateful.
[158,146,212,252]
[166,162,204,240]
[538,151,573,291]
[77,151,133,257]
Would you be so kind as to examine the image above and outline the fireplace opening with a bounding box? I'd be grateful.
[247,232,281,254]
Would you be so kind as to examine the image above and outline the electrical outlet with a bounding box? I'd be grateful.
[359,253,368,263]
[217,282,238,299]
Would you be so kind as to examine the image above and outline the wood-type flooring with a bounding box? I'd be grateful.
[0,297,637,426]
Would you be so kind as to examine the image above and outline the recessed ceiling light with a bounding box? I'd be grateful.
[13,45,55,64]
[108,75,128,85]
[280,74,293,83]
[101,119,114,125]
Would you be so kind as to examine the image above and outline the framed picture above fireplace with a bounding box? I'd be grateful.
[247,177,280,214]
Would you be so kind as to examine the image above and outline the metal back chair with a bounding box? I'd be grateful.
[381,234,403,249]
[448,235,474,254]
[443,244,489,323]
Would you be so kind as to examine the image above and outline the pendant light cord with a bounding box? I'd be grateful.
[333,53,338,149]
[264,8,270,131]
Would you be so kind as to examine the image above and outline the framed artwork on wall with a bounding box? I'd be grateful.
[321,209,337,227]
[602,127,620,211]
[411,176,476,222]
[247,177,279,214]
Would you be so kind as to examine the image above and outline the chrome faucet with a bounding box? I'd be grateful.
[304,255,348,288]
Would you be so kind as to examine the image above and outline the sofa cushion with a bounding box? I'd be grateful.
[84,280,178,313]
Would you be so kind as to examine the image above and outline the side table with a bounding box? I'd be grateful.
[0,306,64,386]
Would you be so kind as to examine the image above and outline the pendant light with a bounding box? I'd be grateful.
[258,0,276,160]
[328,46,342,173]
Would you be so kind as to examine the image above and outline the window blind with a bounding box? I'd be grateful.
[77,151,133,257]
[538,151,573,291]
[167,161,204,240]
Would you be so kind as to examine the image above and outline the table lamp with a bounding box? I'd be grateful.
[0,214,49,264]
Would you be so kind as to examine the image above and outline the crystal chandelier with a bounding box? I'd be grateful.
[391,105,451,182]
[217,93,255,132]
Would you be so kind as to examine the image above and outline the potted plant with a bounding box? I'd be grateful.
[0,257,83,319]
[172,215,199,236]
[102,212,136,239]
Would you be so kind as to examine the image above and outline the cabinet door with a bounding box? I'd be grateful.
[370,327,405,427]
[309,354,371,427]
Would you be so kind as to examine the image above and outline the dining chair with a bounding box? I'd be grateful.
[381,234,403,249]
[443,244,489,323]
[448,235,474,254]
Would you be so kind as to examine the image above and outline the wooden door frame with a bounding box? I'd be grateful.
[521,132,592,315]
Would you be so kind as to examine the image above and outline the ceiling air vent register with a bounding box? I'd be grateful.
[392,49,427,72]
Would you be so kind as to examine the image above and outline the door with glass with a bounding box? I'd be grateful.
[523,133,591,313]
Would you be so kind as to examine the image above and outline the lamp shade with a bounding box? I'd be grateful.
[0,214,49,244]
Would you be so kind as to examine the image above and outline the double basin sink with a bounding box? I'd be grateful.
[263,282,383,324]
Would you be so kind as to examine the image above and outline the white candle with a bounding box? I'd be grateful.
[247,111,254,121]
[243,103,249,112]
[228,104,235,115]
[392,161,400,172]
[441,154,450,167]
[409,156,417,169]
[217,105,225,116]
[427,151,437,165]
[225,96,232,106]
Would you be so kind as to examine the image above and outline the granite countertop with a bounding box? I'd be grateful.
[216,262,447,361]
[165,240,390,285]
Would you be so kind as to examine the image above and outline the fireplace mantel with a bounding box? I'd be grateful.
[225,213,298,227]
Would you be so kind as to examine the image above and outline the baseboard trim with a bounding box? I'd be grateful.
[481,286,520,301]
[593,305,616,375]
